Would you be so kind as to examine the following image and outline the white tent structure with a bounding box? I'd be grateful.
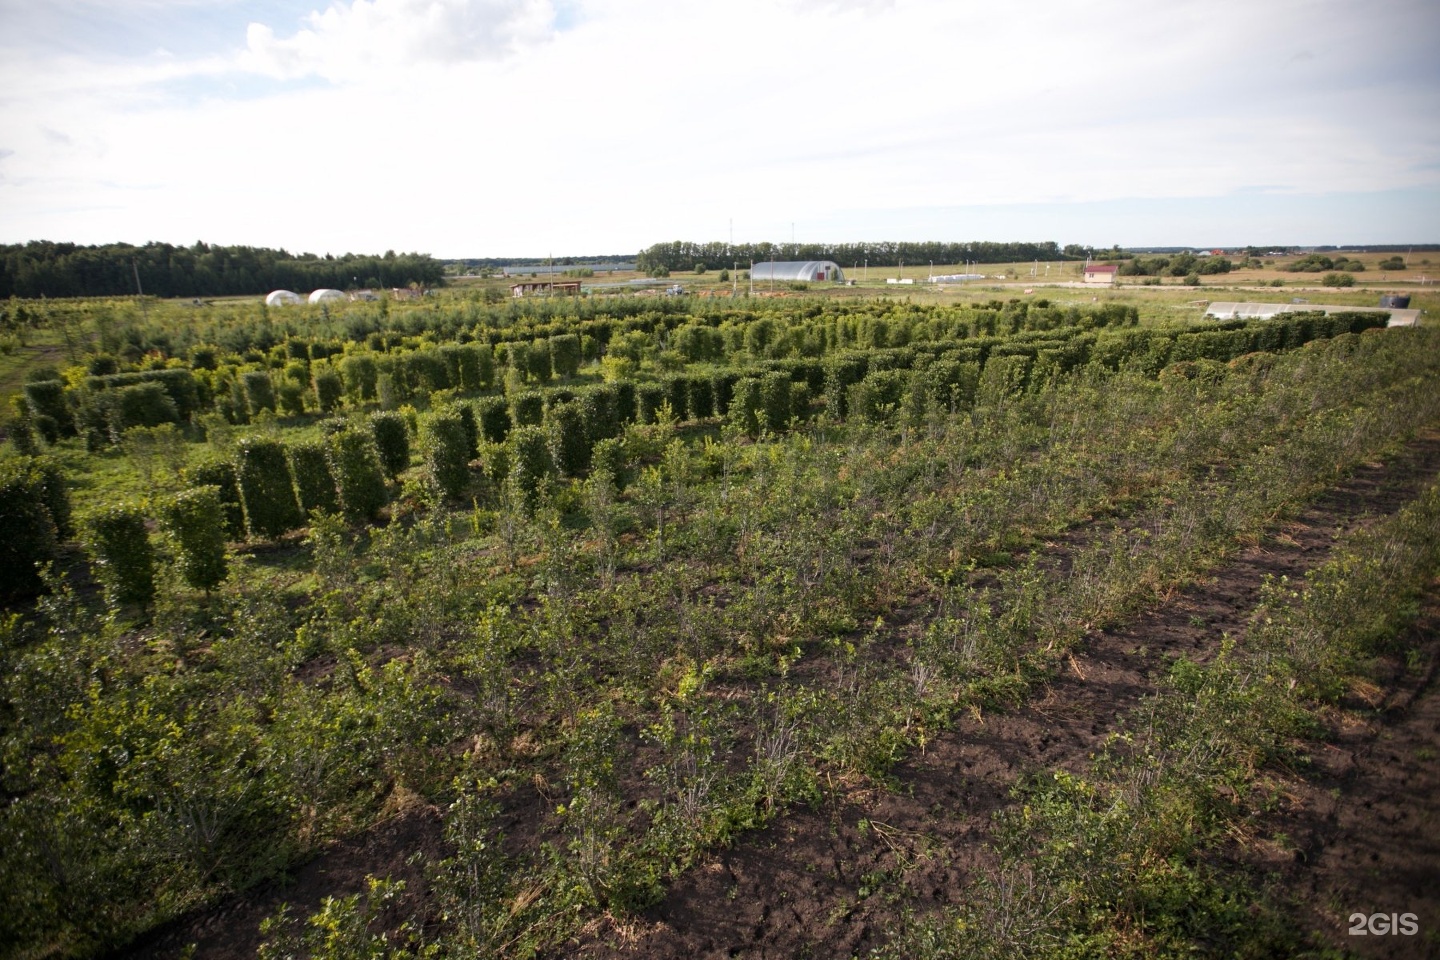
[308,289,346,304]
[750,261,845,283]
[265,289,303,307]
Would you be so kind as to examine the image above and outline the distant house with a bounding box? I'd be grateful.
[511,280,582,298]
[1083,264,1118,285]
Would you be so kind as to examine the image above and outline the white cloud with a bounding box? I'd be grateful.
[0,0,1437,254]
[240,0,559,81]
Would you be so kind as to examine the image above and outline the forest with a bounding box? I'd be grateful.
[635,240,1072,274]
[0,242,445,300]
[1,285,1438,959]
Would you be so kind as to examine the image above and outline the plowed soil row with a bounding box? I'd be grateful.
[567,429,1440,960]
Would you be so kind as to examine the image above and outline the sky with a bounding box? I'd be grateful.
[1,0,1438,258]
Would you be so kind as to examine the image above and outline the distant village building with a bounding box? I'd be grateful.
[750,261,846,283]
[511,280,582,298]
[1083,264,1118,285]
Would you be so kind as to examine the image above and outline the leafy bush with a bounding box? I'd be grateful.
[83,502,155,611]
[1321,272,1355,287]
[418,409,472,499]
[369,410,411,477]
[0,459,61,600]
[729,376,762,436]
[546,400,591,478]
[22,380,74,436]
[241,370,276,415]
[235,437,303,539]
[157,486,229,592]
[550,334,583,378]
[289,440,339,515]
[636,383,666,424]
[510,389,544,427]
[508,424,554,511]
[328,428,389,520]
[276,380,306,416]
[340,353,378,400]
[474,396,511,443]
[758,372,791,430]
[312,368,344,413]
[183,456,245,539]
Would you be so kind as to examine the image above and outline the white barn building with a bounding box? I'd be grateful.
[750,260,846,283]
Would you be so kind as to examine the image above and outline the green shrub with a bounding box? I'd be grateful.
[327,428,389,521]
[83,502,155,611]
[759,372,791,430]
[312,369,344,413]
[235,437,303,539]
[549,334,583,378]
[241,370,277,416]
[729,376,762,436]
[183,456,245,539]
[526,340,553,382]
[111,381,180,432]
[637,383,667,424]
[688,377,715,419]
[710,371,738,416]
[289,440,339,515]
[661,375,690,421]
[578,385,619,442]
[0,459,60,600]
[612,380,638,423]
[475,396,511,443]
[277,381,307,416]
[591,436,626,487]
[546,400,591,478]
[453,402,480,460]
[22,380,74,436]
[369,410,411,478]
[340,354,378,400]
[510,389,544,427]
[157,486,229,592]
[1322,272,1355,288]
[504,341,530,382]
[508,425,554,511]
[418,409,472,499]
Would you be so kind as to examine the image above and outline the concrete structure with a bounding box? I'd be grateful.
[511,279,582,297]
[308,289,346,304]
[1083,264,1118,285]
[1204,301,1420,327]
[264,289,302,307]
[750,261,845,283]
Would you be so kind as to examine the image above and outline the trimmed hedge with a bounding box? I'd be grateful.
[83,502,155,611]
[289,440,339,515]
[0,459,61,600]
[370,410,411,478]
[327,428,389,521]
[235,437,303,539]
[157,486,229,592]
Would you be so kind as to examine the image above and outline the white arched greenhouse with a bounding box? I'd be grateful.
[264,289,303,307]
[750,261,845,283]
[308,288,346,304]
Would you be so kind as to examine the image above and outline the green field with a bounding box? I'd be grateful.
[2,287,1439,958]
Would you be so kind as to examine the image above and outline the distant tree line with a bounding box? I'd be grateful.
[636,240,1075,274]
[0,241,446,299]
